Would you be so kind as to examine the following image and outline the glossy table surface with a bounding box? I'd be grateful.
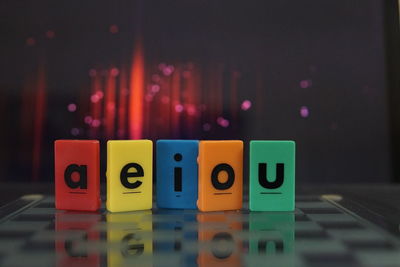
[0,183,399,267]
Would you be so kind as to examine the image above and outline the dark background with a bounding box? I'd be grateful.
[0,0,396,183]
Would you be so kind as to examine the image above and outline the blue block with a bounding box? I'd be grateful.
[156,140,199,209]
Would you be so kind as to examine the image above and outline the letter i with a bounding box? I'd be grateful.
[174,153,182,192]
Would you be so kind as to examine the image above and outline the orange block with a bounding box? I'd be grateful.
[197,140,243,211]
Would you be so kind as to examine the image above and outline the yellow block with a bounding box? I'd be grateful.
[106,140,153,212]
[107,211,153,267]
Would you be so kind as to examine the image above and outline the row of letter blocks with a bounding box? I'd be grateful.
[55,140,295,212]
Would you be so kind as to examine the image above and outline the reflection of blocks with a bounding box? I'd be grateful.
[197,141,243,212]
[107,211,153,267]
[197,212,242,267]
[249,212,294,255]
[106,140,153,212]
[249,141,295,211]
[55,140,101,211]
[156,140,199,209]
[55,211,101,267]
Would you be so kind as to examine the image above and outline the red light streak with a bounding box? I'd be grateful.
[104,68,117,138]
[129,39,145,140]
[32,64,46,181]
[118,67,128,138]
[230,70,239,121]
[171,67,181,137]
[89,71,103,138]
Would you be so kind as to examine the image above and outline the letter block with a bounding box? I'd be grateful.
[106,140,153,212]
[156,140,199,209]
[197,141,243,211]
[55,140,101,211]
[249,140,295,211]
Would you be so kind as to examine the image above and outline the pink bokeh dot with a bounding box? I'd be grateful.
[84,116,93,124]
[71,128,80,136]
[151,84,160,93]
[300,79,312,89]
[217,116,230,128]
[163,65,174,76]
[110,68,119,77]
[96,91,104,99]
[91,94,100,103]
[67,103,77,112]
[175,104,184,113]
[300,106,309,118]
[241,100,252,111]
[91,119,101,127]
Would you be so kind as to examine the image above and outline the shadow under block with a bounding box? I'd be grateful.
[54,140,101,211]
[249,140,295,211]
[197,140,243,211]
[156,140,199,209]
[106,140,153,212]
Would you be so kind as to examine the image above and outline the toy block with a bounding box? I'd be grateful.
[197,140,243,211]
[156,140,199,209]
[107,211,152,266]
[106,140,153,212]
[249,140,295,211]
[54,140,101,211]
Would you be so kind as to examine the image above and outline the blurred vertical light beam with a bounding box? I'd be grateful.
[118,67,128,138]
[129,0,145,140]
[171,67,181,138]
[32,64,46,181]
[105,68,117,138]
[89,72,103,138]
[129,38,145,140]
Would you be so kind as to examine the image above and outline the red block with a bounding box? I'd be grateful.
[55,140,101,211]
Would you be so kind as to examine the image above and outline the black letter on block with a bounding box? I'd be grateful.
[258,163,284,189]
[120,163,144,189]
[64,164,87,189]
[174,153,183,192]
[211,163,235,190]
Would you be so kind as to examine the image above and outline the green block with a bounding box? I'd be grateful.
[249,212,295,255]
[249,141,295,211]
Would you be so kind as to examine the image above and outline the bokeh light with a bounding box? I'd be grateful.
[241,100,252,111]
[67,103,77,112]
[109,24,119,34]
[300,106,310,118]
[300,79,312,89]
